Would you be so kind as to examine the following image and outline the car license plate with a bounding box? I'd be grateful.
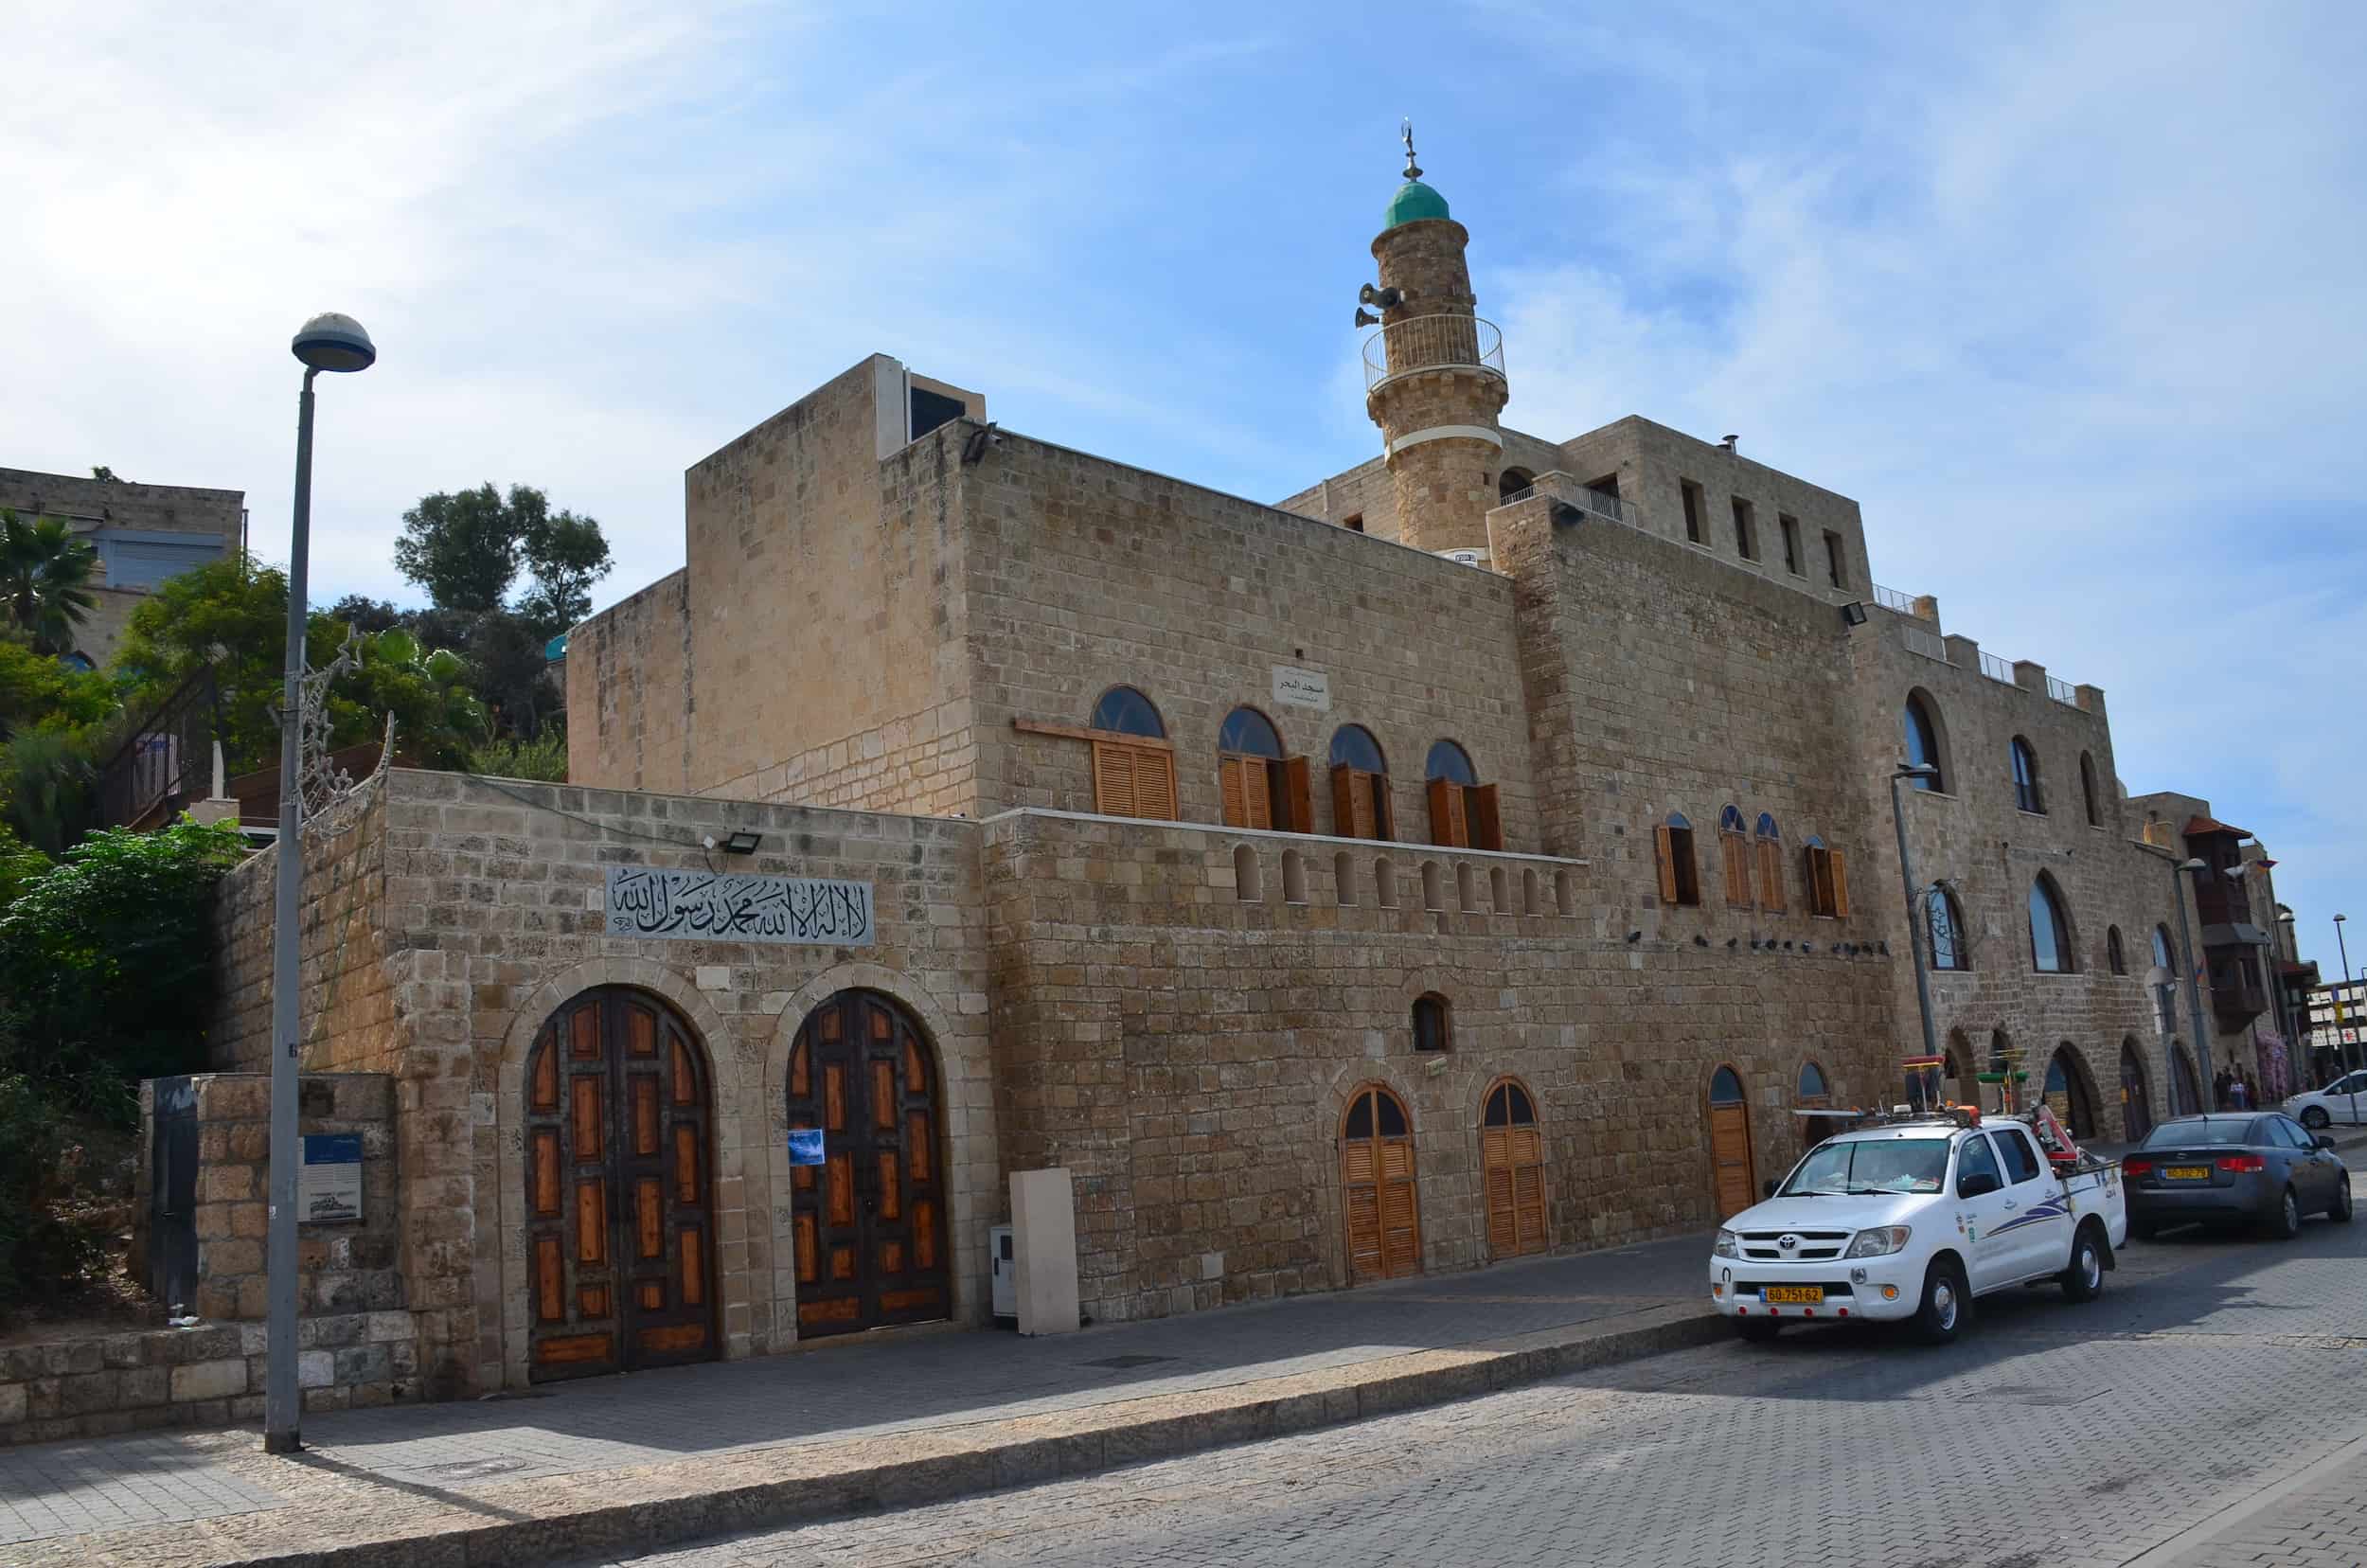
[1763,1286,1824,1304]
[2165,1165,2211,1181]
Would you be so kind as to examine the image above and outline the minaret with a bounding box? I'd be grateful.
[1361,125,1508,556]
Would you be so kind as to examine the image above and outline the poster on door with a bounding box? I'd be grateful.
[788,1128,826,1167]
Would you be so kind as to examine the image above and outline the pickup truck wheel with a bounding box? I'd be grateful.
[2264,1186,2303,1240]
[2060,1225,2105,1302]
[1734,1318,1781,1344]
[1912,1260,1967,1346]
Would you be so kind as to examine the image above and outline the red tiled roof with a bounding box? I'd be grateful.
[2183,814,2249,838]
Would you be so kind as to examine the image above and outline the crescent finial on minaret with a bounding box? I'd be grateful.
[1401,118,1421,182]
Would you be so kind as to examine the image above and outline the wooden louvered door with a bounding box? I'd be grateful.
[1707,1068,1756,1220]
[786,990,949,1338]
[1341,1085,1421,1283]
[523,989,717,1381]
[1481,1079,1547,1258]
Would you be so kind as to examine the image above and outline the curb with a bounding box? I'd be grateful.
[234,1308,1729,1568]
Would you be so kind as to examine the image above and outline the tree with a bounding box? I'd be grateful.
[322,594,404,636]
[392,483,612,631]
[0,639,116,740]
[0,510,100,655]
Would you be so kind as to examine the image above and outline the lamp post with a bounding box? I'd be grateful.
[2337,914,2355,1077]
[1888,762,1942,1102]
[2171,858,2216,1114]
[266,312,376,1456]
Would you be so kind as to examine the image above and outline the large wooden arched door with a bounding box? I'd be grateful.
[1708,1066,1755,1219]
[1481,1078,1547,1258]
[1342,1084,1420,1282]
[786,990,950,1338]
[523,989,717,1381]
[2047,1046,2098,1138]
[2119,1042,2153,1143]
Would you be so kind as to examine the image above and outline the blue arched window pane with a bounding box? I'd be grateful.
[1719,805,1746,833]
[1928,886,1964,971]
[1903,698,1943,790]
[1798,1061,1828,1098]
[2029,877,2073,972]
[2011,738,2043,813]
[1755,812,1778,840]
[1091,686,1165,739]
[1330,724,1386,773]
[1219,706,1282,757]
[1424,740,1476,785]
[1709,1066,1744,1104]
[2152,927,2174,971]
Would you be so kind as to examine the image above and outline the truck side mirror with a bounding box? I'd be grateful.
[1958,1171,2001,1199]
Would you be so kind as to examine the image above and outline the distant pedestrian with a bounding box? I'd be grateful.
[2214,1069,2233,1111]
[2230,1074,2251,1111]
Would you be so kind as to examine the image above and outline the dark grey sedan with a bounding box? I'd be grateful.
[2123,1114,2353,1239]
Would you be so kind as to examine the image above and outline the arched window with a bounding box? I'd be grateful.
[1797,1060,1830,1102]
[2011,737,2044,814]
[1341,1084,1419,1281]
[1753,812,1785,912]
[1497,467,1534,504]
[1079,686,1175,819]
[1927,884,1967,970]
[2106,925,2127,975]
[1804,834,1850,918]
[2079,752,2101,828]
[1091,686,1165,738]
[2152,925,2174,972]
[1218,705,1303,831]
[60,651,96,672]
[1423,739,1501,850]
[1329,724,1395,841]
[1480,1077,1545,1257]
[2046,1046,2097,1139]
[1903,694,1946,792]
[2028,874,2075,972]
[2119,1039,2153,1141]
[1655,811,1701,907]
[1413,993,1451,1052]
[1717,806,1752,907]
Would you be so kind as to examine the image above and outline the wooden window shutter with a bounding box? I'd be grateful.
[1220,757,1272,829]
[1484,1134,1516,1256]
[1756,838,1786,913]
[1720,830,1751,907]
[1469,784,1504,852]
[1092,741,1138,818]
[1653,825,1680,904]
[1282,757,1314,832]
[1427,779,1468,847]
[1219,757,1249,828]
[1374,775,1396,841]
[1334,764,1379,840]
[1512,1150,1546,1253]
[1830,849,1851,917]
[1806,846,1835,917]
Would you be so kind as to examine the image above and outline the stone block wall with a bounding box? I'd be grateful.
[5,1072,414,1446]
[967,430,1542,852]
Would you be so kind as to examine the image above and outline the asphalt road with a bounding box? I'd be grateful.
[589,1193,2367,1568]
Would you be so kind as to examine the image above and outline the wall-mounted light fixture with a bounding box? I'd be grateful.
[1840,600,1870,627]
[721,829,764,855]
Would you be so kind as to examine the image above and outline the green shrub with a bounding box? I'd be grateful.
[0,1071,108,1314]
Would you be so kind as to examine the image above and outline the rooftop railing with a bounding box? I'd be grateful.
[1871,582,1919,615]
[1903,626,1949,664]
[1498,474,1631,526]
[1978,650,2016,685]
[2047,675,2079,707]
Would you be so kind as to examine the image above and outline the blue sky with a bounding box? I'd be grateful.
[7,2,2364,973]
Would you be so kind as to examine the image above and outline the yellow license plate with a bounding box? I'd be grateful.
[1763,1286,1824,1304]
[2164,1166,2212,1180]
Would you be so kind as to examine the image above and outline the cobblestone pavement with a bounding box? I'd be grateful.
[0,1233,1710,1549]
[583,1201,2367,1568]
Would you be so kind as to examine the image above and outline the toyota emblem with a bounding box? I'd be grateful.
[1777,1234,1801,1252]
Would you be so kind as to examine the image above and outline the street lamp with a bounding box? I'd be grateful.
[1887,762,1942,1101]
[2170,858,2216,1112]
[2338,914,2355,1076]
[266,312,376,1456]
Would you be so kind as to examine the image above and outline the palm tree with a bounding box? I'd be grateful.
[0,509,101,656]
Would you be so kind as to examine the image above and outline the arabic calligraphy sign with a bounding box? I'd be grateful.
[605,866,875,947]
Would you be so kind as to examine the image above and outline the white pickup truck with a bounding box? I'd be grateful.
[1708,1111,2127,1345]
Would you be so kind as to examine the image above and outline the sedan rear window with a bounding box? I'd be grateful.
[1782,1138,1951,1196]
[2141,1117,2264,1149]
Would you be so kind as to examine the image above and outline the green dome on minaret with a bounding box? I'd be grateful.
[1383,180,1450,228]
[1382,120,1450,228]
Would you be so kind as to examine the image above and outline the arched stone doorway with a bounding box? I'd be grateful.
[2172,1043,2204,1116]
[786,989,952,1338]
[2119,1039,2153,1142]
[2045,1045,2099,1139]
[1342,1083,1421,1282]
[1479,1077,1546,1258]
[522,988,718,1381]
[1707,1065,1755,1219]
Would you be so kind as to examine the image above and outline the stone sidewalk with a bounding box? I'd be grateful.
[0,1233,1726,1568]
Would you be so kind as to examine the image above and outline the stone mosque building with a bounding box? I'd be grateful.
[145,139,2302,1421]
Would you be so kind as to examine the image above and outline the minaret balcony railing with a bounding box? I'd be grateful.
[1361,314,1505,390]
